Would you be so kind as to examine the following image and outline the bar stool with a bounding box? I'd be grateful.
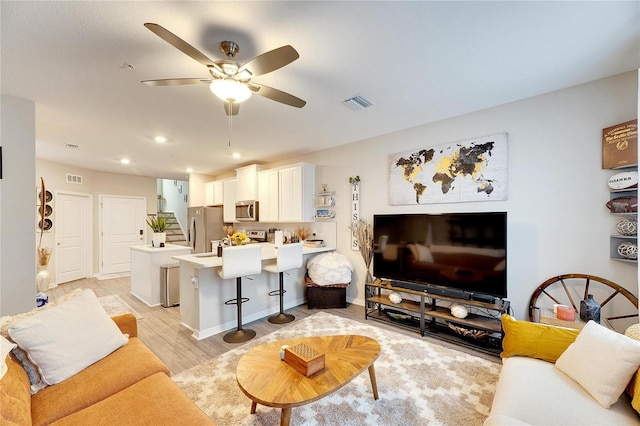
[263,242,303,324]
[217,245,262,343]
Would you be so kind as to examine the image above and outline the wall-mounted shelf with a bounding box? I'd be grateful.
[315,191,336,220]
[607,167,638,264]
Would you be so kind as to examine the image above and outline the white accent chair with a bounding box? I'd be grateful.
[263,242,303,324]
[217,245,262,343]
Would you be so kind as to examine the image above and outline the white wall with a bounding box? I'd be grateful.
[188,173,214,207]
[1,95,36,315]
[36,159,157,282]
[161,178,189,233]
[267,71,639,319]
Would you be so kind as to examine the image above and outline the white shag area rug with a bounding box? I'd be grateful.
[98,295,143,319]
[173,312,501,426]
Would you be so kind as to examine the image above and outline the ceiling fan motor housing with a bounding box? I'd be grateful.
[220,40,240,58]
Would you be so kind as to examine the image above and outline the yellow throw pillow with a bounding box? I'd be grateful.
[625,324,640,414]
[501,314,580,362]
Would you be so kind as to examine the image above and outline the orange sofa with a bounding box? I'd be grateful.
[1,314,213,426]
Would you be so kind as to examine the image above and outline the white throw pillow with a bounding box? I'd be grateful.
[1,335,17,380]
[8,289,128,385]
[554,320,640,408]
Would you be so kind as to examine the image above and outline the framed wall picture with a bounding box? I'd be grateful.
[602,119,637,169]
[388,133,508,205]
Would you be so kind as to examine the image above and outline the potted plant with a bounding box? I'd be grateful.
[146,215,168,247]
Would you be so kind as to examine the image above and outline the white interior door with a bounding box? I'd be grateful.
[55,191,92,284]
[100,195,146,276]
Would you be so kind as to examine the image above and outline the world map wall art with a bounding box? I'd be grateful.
[389,133,508,205]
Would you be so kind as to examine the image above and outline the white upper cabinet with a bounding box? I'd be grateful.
[278,163,315,222]
[222,178,237,223]
[236,164,264,201]
[204,180,224,206]
[258,169,279,222]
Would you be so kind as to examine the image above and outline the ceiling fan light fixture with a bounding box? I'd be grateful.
[210,79,252,103]
[208,65,227,79]
[236,69,252,81]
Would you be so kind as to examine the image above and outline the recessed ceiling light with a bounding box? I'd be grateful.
[186,167,193,173]
[120,158,130,165]
[154,136,168,143]
[232,152,241,159]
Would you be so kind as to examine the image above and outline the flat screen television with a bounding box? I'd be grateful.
[373,212,507,299]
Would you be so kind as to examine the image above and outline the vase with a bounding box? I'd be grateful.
[580,294,600,323]
[36,291,49,307]
[36,266,51,292]
[151,232,166,247]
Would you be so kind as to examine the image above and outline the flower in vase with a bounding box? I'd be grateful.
[231,232,250,246]
[38,247,51,267]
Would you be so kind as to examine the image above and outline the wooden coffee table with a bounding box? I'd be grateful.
[236,335,380,426]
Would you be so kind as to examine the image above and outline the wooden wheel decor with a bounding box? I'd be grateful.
[529,273,638,332]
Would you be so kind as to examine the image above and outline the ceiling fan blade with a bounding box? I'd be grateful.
[144,23,218,68]
[224,102,239,116]
[238,45,299,77]
[250,83,306,108]
[141,78,211,86]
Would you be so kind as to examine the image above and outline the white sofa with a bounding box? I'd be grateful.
[486,356,640,425]
[485,316,640,425]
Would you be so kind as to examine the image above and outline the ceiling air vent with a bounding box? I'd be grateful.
[342,95,373,111]
[66,173,83,184]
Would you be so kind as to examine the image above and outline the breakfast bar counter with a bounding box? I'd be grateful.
[173,243,334,339]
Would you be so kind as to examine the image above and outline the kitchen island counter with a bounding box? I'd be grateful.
[130,244,192,306]
[173,243,335,339]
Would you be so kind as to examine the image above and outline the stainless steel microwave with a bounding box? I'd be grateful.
[235,200,259,221]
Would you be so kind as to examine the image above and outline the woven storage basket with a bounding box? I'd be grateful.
[305,275,348,309]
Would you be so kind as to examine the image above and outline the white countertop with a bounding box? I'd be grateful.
[172,242,334,268]
[130,244,193,253]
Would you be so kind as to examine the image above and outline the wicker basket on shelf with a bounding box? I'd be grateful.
[447,322,492,339]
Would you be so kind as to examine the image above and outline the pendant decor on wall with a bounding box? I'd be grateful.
[388,133,508,205]
[349,176,360,251]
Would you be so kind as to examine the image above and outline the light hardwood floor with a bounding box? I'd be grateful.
[48,276,498,375]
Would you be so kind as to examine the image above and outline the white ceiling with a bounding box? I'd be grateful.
[2,1,639,180]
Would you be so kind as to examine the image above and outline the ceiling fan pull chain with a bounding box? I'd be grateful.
[228,101,233,147]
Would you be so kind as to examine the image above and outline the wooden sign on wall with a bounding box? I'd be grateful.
[603,119,637,169]
[349,176,360,251]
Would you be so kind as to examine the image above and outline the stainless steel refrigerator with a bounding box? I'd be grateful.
[187,206,226,253]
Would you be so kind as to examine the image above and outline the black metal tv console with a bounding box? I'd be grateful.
[365,279,509,356]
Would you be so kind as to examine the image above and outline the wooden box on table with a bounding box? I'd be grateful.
[284,343,325,377]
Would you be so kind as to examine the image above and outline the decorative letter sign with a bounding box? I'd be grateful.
[349,176,360,251]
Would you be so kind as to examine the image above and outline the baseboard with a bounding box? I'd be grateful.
[96,272,131,281]
[189,297,307,340]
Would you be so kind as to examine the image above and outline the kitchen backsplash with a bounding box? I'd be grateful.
[235,221,337,247]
